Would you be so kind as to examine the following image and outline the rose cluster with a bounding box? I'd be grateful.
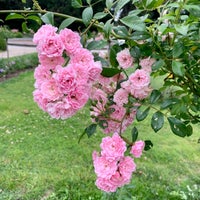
[33,25,102,119]
[90,48,155,134]
[92,133,145,192]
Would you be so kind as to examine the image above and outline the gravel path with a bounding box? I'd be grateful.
[0,38,37,59]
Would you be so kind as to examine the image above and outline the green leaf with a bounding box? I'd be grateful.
[172,60,185,76]
[85,123,97,138]
[94,12,108,20]
[103,19,113,38]
[130,31,151,40]
[136,107,150,121]
[106,0,114,10]
[160,98,180,109]
[120,15,146,31]
[71,0,83,8]
[86,0,91,4]
[167,117,189,137]
[110,44,122,67]
[151,111,164,132]
[173,42,184,58]
[21,0,26,3]
[152,59,165,71]
[26,15,42,25]
[131,127,138,142]
[59,18,76,31]
[41,12,54,25]
[87,40,107,50]
[144,140,153,151]
[6,13,24,20]
[149,89,161,104]
[101,67,121,77]
[22,22,30,33]
[145,0,165,9]
[78,123,97,143]
[174,24,189,36]
[82,7,93,26]
[115,0,130,13]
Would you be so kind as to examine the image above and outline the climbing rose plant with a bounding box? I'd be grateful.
[3,0,200,193]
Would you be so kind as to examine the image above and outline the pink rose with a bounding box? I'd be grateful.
[129,69,150,89]
[59,28,82,55]
[118,156,136,181]
[37,34,64,57]
[33,24,58,45]
[113,88,129,106]
[38,55,65,68]
[100,133,127,161]
[116,48,134,69]
[93,154,118,179]
[130,140,145,158]
[139,57,155,73]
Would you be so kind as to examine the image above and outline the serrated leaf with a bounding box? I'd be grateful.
[101,67,121,77]
[82,7,93,26]
[106,0,114,10]
[136,107,150,121]
[59,18,76,31]
[6,13,24,20]
[94,12,108,20]
[149,89,161,104]
[71,0,83,8]
[131,127,138,142]
[151,111,164,132]
[172,60,185,76]
[87,40,107,50]
[167,117,188,137]
[26,15,42,25]
[41,12,54,25]
[120,15,146,31]
[144,140,153,151]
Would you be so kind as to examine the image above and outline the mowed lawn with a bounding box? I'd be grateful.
[0,70,199,200]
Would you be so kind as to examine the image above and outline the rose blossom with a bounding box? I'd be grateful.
[40,79,62,101]
[54,65,78,94]
[100,133,127,161]
[70,48,94,66]
[33,24,58,45]
[129,69,150,89]
[116,48,134,69]
[113,88,129,106]
[130,140,145,158]
[38,55,65,68]
[37,34,64,57]
[95,177,118,193]
[59,28,82,55]
[93,153,118,179]
[139,57,155,73]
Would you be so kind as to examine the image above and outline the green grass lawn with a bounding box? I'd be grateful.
[0,71,199,200]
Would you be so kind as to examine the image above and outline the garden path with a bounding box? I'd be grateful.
[0,38,36,59]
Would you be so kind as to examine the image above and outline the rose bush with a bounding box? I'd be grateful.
[1,0,200,193]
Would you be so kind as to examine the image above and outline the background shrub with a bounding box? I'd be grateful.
[0,53,39,77]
